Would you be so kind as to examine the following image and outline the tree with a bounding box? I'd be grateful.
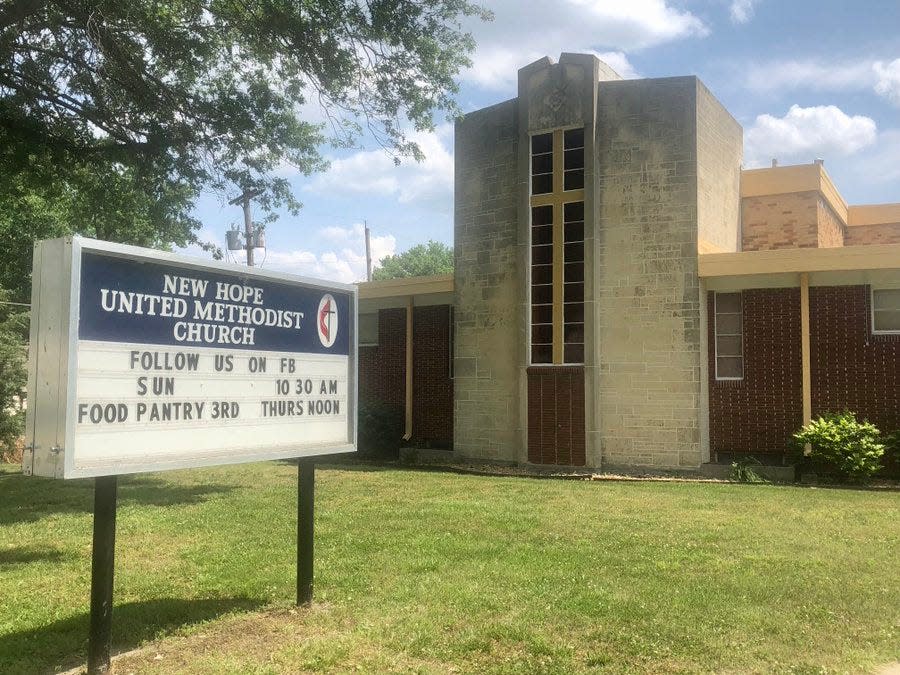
[0,290,27,460]
[0,0,489,301]
[373,240,453,279]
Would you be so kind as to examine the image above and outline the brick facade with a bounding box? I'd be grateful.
[358,305,454,447]
[809,286,900,433]
[845,222,900,246]
[708,285,900,459]
[707,289,802,458]
[741,192,821,251]
[526,367,586,466]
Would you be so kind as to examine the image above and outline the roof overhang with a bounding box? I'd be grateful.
[699,243,900,278]
[700,244,900,291]
[357,274,454,310]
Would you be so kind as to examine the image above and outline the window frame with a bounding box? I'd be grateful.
[713,291,744,381]
[528,126,587,367]
[357,311,379,347]
[871,286,900,335]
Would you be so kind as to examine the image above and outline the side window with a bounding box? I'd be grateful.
[872,288,900,334]
[358,312,379,346]
[714,292,743,380]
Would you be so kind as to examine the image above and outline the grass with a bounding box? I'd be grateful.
[0,461,898,674]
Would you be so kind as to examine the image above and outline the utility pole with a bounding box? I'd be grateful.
[228,188,264,267]
[364,220,373,281]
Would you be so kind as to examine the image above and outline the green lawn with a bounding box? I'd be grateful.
[0,462,898,674]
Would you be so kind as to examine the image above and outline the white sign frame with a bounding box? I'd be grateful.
[24,236,358,479]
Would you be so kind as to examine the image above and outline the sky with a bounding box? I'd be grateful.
[188,0,900,283]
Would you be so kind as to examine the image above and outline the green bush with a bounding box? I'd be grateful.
[0,291,27,461]
[357,401,403,460]
[793,412,885,483]
[730,456,767,483]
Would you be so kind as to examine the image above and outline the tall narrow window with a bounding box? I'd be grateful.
[531,133,553,195]
[872,288,900,333]
[529,127,586,365]
[563,128,584,191]
[714,292,743,380]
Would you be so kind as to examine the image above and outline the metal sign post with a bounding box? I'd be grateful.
[297,460,315,606]
[87,476,117,674]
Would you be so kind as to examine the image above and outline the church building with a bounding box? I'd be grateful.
[357,54,900,475]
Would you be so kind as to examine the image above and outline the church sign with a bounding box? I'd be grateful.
[24,237,357,479]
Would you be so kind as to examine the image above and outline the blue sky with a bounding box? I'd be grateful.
[188,0,900,282]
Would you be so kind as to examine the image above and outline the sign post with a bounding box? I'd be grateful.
[87,476,117,673]
[23,237,357,672]
[297,459,315,606]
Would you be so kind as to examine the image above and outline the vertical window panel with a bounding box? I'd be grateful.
[714,292,744,380]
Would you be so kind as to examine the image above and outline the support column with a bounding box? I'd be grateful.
[800,273,812,449]
[403,296,413,441]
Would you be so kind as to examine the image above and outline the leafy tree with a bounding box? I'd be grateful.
[0,0,488,301]
[373,240,453,280]
[0,290,27,460]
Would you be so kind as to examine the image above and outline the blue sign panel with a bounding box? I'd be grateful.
[78,251,351,355]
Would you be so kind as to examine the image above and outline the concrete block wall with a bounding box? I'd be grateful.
[593,77,703,469]
[696,80,742,253]
[453,99,522,460]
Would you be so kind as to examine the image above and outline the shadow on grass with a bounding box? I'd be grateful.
[0,544,73,567]
[0,596,263,674]
[0,474,236,526]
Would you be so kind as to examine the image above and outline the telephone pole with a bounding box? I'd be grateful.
[228,188,264,266]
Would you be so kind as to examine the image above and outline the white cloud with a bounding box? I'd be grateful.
[744,104,877,166]
[305,126,454,211]
[745,59,876,94]
[459,0,705,91]
[229,223,397,284]
[589,51,641,80]
[874,58,900,107]
[729,0,758,24]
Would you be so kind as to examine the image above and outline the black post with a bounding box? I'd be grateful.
[88,475,118,674]
[297,460,315,606]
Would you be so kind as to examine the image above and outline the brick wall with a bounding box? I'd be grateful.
[707,289,802,456]
[412,305,453,445]
[358,305,454,446]
[845,222,900,246]
[816,197,847,248]
[741,192,821,251]
[526,367,586,466]
[359,307,405,411]
[708,285,900,460]
[810,286,900,434]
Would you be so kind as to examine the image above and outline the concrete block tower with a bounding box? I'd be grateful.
[453,53,742,471]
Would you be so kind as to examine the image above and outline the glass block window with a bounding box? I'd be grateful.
[563,128,585,191]
[714,292,743,380]
[531,133,553,195]
[872,288,900,333]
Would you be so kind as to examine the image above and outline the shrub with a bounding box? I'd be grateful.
[793,412,884,483]
[357,401,403,460]
[0,293,27,461]
[730,456,767,483]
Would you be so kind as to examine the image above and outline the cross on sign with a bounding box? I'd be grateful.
[319,297,335,341]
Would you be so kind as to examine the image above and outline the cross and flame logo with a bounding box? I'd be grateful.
[317,294,338,348]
